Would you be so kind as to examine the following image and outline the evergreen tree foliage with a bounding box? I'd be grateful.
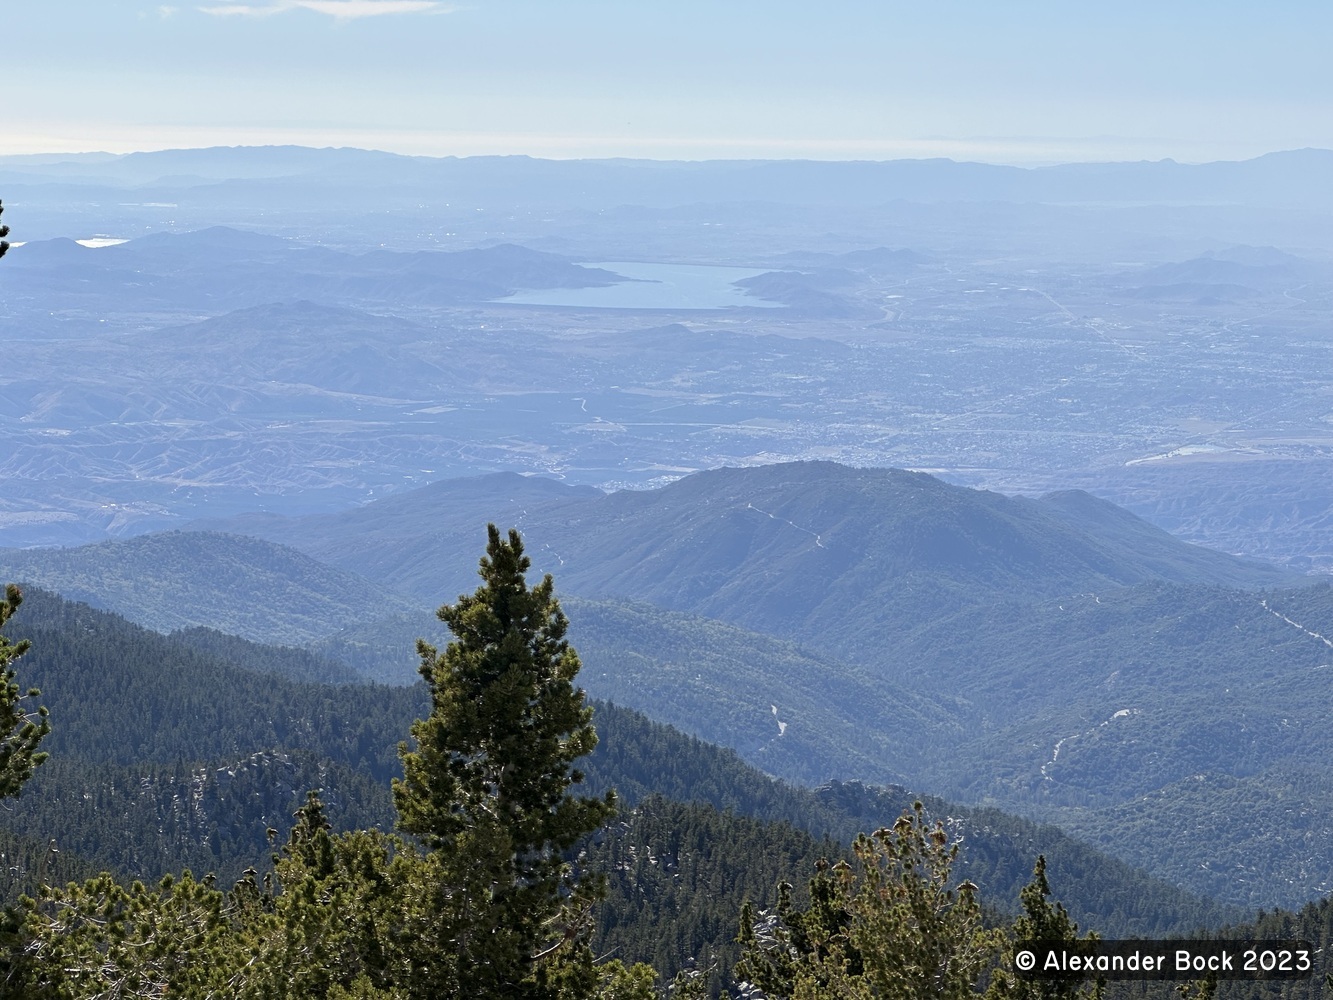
[590,959,658,999]
[0,585,50,801]
[229,792,407,1000]
[390,524,616,997]
[986,856,1103,1000]
[9,793,401,999]
[11,869,239,998]
[737,802,1000,1000]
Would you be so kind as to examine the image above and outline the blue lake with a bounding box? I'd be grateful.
[499,261,784,310]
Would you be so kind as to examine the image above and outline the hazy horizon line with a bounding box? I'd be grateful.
[3,140,1331,171]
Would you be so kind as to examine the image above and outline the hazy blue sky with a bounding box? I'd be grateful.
[6,0,1332,162]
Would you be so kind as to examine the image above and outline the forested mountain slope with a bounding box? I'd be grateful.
[0,588,1238,946]
[564,596,957,787]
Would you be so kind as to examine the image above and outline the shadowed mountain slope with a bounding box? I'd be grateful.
[0,530,421,651]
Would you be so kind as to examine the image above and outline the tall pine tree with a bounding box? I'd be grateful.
[985,856,1103,1000]
[393,524,616,999]
[2,194,46,764]
[0,585,50,801]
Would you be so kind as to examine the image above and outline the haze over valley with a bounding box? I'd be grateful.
[9,0,1333,992]
[4,149,1333,577]
[5,139,1333,1000]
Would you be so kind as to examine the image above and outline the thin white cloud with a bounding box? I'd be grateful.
[298,0,444,17]
[158,5,180,16]
[200,2,282,14]
[200,0,447,18]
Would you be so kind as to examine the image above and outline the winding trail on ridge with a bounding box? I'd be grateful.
[744,502,827,549]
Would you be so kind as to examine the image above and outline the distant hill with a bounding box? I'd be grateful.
[0,530,423,651]
[1091,457,1333,576]
[206,462,1296,660]
[1112,245,1330,308]
[195,471,602,603]
[0,228,625,315]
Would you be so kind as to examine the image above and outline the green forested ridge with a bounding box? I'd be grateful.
[0,585,1248,987]
[0,585,418,899]
[3,588,422,778]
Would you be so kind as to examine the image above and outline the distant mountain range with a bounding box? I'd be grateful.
[0,529,422,648]
[5,145,1333,210]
